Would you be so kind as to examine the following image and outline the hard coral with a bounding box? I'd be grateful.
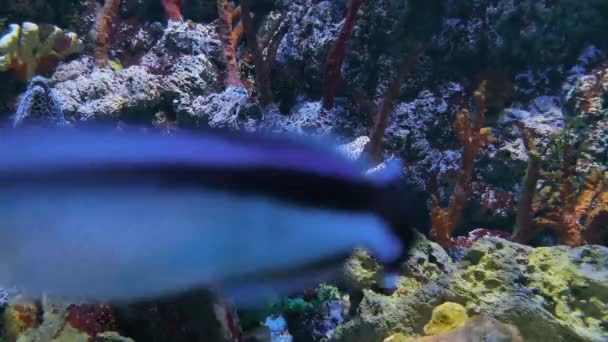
[321,0,363,110]
[0,22,83,81]
[430,82,496,248]
[511,133,608,246]
[95,0,120,67]
[217,0,243,86]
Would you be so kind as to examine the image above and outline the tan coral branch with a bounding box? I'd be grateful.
[429,81,495,249]
[94,0,120,67]
[217,0,244,86]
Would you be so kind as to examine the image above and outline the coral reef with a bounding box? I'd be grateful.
[334,236,607,342]
[0,22,83,81]
[0,0,607,341]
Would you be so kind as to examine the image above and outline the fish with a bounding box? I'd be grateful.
[0,127,428,304]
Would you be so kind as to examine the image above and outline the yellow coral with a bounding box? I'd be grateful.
[423,302,469,335]
[0,22,83,81]
[0,24,20,71]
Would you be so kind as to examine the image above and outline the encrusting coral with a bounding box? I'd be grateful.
[0,22,83,81]
[422,302,468,335]
[383,302,523,342]
[429,82,496,249]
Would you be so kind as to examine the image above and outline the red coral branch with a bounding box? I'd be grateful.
[367,44,423,163]
[321,0,364,110]
[217,0,243,86]
[241,0,273,106]
[161,0,183,23]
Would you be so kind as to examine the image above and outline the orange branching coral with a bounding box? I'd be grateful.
[430,82,496,248]
[535,166,608,246]
[94,0,120,67]
[217,0,244,86]
[512,134,608,246]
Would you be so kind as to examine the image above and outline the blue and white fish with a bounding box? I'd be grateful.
[0,128,428,304]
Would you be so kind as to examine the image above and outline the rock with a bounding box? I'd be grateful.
[384,83,466,192]
[262,100,366,139]
[163,21,221,57]
[50,62,162,121]
[40,20,222,124]
[433,0,608,68]
[331,236,608,342]
[176,86,259,131]
[275,0,342,88]
[564,66,608,170]
[342,249,382,292]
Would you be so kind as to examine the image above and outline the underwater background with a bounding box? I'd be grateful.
[0,0,607,341]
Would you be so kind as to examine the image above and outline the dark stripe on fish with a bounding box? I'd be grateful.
[0,164,377,213]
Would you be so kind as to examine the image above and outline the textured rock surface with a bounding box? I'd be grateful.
[332,236,608,342]
[47,21,221,124]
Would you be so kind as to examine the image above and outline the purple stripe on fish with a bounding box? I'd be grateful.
[0,128,365,182]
